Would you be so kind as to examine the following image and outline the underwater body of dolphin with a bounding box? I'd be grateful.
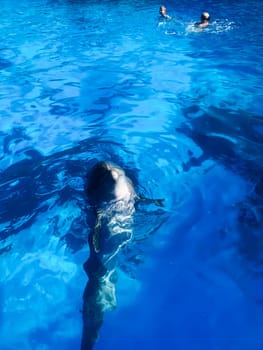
[81,161,139,350]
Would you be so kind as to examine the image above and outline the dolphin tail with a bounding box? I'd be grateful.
[81,265,117,350]
[81,278,104,350]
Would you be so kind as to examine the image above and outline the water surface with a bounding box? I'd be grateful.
[0,0,263,349]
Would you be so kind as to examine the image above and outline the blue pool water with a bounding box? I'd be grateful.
[0,0,263,349]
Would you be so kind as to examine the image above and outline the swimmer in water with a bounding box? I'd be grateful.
[196,12,210,28]
[159,5,172,20]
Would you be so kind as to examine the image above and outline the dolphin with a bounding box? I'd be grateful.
[81,161,163,349]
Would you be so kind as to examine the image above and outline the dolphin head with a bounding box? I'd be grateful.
[86,161,135,206]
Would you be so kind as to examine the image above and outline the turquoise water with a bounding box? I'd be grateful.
[0,0,263,349]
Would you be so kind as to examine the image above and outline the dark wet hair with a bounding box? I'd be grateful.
[201,12,210,21]
[159,5,166,13]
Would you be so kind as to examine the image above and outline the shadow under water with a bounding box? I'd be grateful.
[177,106,263,296]
[178,106,263,197]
